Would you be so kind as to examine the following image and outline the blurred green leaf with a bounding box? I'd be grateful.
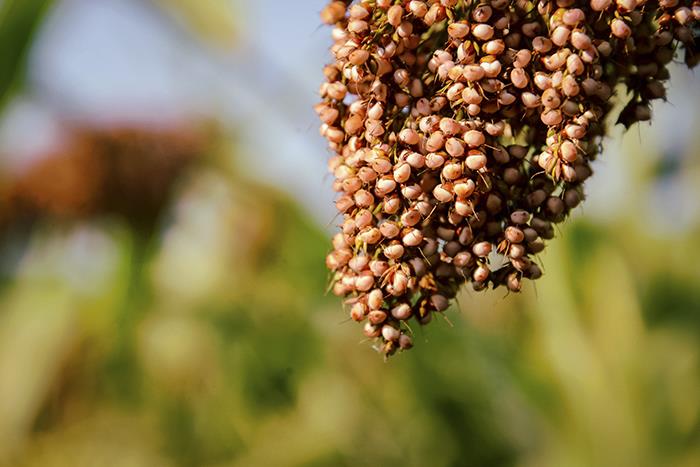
[0,0,54,109]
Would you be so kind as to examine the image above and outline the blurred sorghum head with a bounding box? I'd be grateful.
[1,125,209,232]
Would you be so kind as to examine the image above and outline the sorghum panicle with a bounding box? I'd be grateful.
[318,0,699,356]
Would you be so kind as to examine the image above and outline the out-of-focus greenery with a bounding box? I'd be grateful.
[0,0,53,108]
[1,130,698,467]
[0,2,698,467]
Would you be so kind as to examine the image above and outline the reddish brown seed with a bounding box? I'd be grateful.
[590,0,612,10]
[528,190,548,207]
[559,140,578,163]
[528,264,543,280]
[426,153,446,169]
[510,210,530,225]
[472,23,494,40]
[383,196,401,214]
[473,265,490,282]
[349,4,369,19]
[319,106,339,125]
[401,209,422,227]
[430,294,449,311]
[513,49,532,68]
[551,26,571,46]
[510,68,529,88]
[463,64,486,82]
[364,120,385,140]
[453,251,473,268]
[383,243,405,260]
[442,162,463,180]
[461,87,483,105]
[374,176,396,199]
[399,128,421,145]
[538,151,555,171]
[331,233,346,251]
[503,167,521,184]
[321,2,346,24]
[445,138,465,158]
[455,199,475,216]
[355,209,374,229]
[401,184,423,200]
[426,131,446,152]
[465,151,487,170]
[418,311,433,325]
[563,8,586,25]
[398,334,413,350]
[349,48,370,66]
[561,75,580,97]
[439,118,462,135]
[393,162,412,183]
[542,88,562,109]
[358,227,382,245]
[367,102,384,120]
[369,260,389,277]
[402,229,424,247]
[454,179,476,198]
[446,83,466,101]
[405,151,426,169]
[389,269,409,296]
[565,189,582,208]
[448,22,470,39]
[433,184,455,203]
[409,1,428,17]
[483,39,505,55]
[335,196,354,213]
[380,221,400,239]
[546,197,566,216]
[571,31,592,50]
[566,54,585,75]
[507,273,522,292]
[521,92,541,108]
[532,36,553,54]
[472,4,492,22]
[363,322,381,338]
[562,164,577,182]
[473,241,492,257]
[391,303,413,320]
[382,325,401,342]
[505,226,525,243]
[387,5,403,27]
[565,124,586,139]
[368,310,388,325]
[354,189,374,208]
[341,177,362,194]
[397,20,414,38]
[480,59,501,78]
[610,19,631,38]
[541,109,563,126]
[367,289,384,310]
[326,250,350,270]
[509,243,526,259]
[355,272,375,292]
[351,302,368,322]
[463,130,486,148]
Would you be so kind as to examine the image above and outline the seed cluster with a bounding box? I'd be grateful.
[317,0,698,356]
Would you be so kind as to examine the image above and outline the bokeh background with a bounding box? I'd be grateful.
[0,1,699,466]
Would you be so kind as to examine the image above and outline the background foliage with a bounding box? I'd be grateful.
[0,1,698,466]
